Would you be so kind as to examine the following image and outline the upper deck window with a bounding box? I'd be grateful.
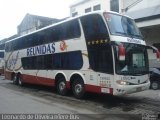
[5,19,81,52]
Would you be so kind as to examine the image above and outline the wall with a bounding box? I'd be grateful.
[70,0,110,16]
[121,0,160,12]
[141,26,160,46]
[17,15,37,36]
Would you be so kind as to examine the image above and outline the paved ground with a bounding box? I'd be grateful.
[0,76,160,120]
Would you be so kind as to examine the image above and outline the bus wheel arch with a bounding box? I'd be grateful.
[55,73,68,96]
[70,74,85,99]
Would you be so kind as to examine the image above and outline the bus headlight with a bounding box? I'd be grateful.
[116,80,129,85]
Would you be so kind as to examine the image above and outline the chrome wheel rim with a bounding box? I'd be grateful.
[59,81,66,91]
[152,82,158,89]
[75,84,82,94]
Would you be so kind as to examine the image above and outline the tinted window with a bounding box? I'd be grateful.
[21,51,83,70]
[81,14,113,73]
[53,51,83,70]
[59,20,81,40]
[87,44,113,73]
[0,52,4,58]
[5,19,81,52]
[81,14,108,41]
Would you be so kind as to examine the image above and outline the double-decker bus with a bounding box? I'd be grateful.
[5,11,150,98]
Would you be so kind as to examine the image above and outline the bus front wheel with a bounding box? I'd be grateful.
[72,78,85,99]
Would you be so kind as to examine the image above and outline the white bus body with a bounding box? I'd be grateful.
[5,11,150,98]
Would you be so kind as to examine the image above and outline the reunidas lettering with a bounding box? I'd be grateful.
[27,43,55,56]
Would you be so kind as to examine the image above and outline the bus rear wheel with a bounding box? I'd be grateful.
[72,78,85,99]
[17,74,24,86]
[56,78,67,96]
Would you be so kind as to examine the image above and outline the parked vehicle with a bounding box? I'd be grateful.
[149,67,160,90]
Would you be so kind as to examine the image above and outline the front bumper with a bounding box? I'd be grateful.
[113,81,150,96]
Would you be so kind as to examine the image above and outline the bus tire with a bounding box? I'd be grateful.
[151,81,159,90]
[17,74,24,86]
[56,78,68,96]
[72,78,85,99]
[12,74,18,85]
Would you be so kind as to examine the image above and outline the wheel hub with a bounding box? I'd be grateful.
[152,82,158,89]
[75,84,82,94]
[59,82,66,91]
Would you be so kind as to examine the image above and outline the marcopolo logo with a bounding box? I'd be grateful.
[127,38,141,44]
[27,43,55,57]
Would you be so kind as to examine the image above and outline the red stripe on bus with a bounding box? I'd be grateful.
[85,84,101,93]
[4,71,113,94]
[22,74,55,86]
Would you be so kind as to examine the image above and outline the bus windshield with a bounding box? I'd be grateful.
[114,43,149,75]
[104,13,143,39]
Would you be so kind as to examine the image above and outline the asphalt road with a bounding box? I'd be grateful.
[0,76,160,120]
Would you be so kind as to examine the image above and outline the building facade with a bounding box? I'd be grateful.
[0,13,60,46]
[17,13,59,36]
[123,0,160,46]
[70,0,119,17]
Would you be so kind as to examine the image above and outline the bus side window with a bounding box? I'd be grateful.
[59,19,81,41]
[67,20,81,39]
[80,14,109,41]
[52,51,83,70]
[80,14,113,74]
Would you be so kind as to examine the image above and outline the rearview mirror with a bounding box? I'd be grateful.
[118,44,125,61]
